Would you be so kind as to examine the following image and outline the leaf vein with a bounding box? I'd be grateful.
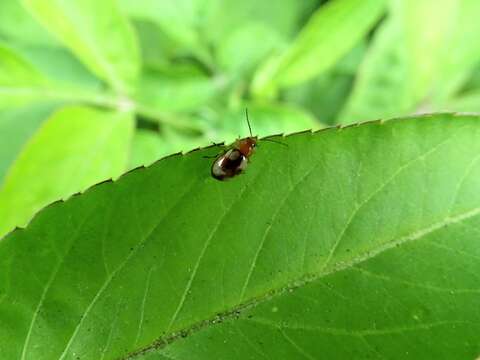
[321,133,456,271]
[20,209,95,360]
[250,317,474,337]
[239,159,325,301]
[279,328,316,360]
[57,177,202,359]
[125,204,480,359]
[134,266,155,347]
[167,172,262,331]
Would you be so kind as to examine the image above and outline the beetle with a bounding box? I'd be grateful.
[211,109,258,181]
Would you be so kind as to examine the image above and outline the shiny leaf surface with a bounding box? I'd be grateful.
[1,114,480,359]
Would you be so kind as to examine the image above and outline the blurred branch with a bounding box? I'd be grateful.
[0,86,203,133]
[134,103,203,133]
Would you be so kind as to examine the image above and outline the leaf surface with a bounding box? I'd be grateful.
[0,103,56,183]
[252,0,387,93]
[135,67,221,113]
[118,0,203,55]
[1,114,480,359]
[339,0,480,123]
[0,0,57,46]
[209,103,321,145]
[0,43,116,109]
[23,0,140,95]
[0,43,49,108]
[0,106,134,237]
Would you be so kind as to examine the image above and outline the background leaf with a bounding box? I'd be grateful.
[252,0,387,94]
[0,106,134,237]
[0,42,125,112]
[129,129,167,169]
[118,0,209,65]
[284,43,365,125]
[135,65,223,113]
[2,114,480,359]
[339,0,480,124]
[201,0,318,47]
[23,0,140,95]
[429,0,480,103]
[9,43,102,89]
[206,103,321,145]
[217,22,286,76]
[0,0,57,47]
[129,20,182,70]
[337,17,409,123]
[0,43,49,108]
[0,103,56,182]
[444,91,480,113]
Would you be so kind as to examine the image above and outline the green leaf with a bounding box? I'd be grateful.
[206,103,322,145]
[118,0,201,48]
[429,0,480,102]
[286,74,353,125]
[443,91,480,113]
[395,0,461,103]
[339,0,480,124]
[0,103,56,183]
[129,127,207,169]
[2,114,480,359]
[217,22,285,76]
[23,0,140,95]
[9,43,102,89]
[135,66,222,113]
[460,62,480,94]
[202,0,312,44]
[337,17,410,124]
[0,43,65,108]
[284,44,365,125]
[0,42,135,117]
[129,129,166,169]
[124,0,313,70]
[0,106,134,237]
[252,0,387,93]
[0,42,47,89]
[0,0,57,46]
[118,0,213,68]
[131,20,181,70]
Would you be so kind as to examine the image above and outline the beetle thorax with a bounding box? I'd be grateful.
[236,137,257,157]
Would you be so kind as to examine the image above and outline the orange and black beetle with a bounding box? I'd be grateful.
[211,109,257,180]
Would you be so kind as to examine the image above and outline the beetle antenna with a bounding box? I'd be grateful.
[245,108,253,137]
[262,138,289,147]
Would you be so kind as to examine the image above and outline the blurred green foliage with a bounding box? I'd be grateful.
[1,0,480,235]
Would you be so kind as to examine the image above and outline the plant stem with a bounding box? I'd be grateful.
[0,86,203,132]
